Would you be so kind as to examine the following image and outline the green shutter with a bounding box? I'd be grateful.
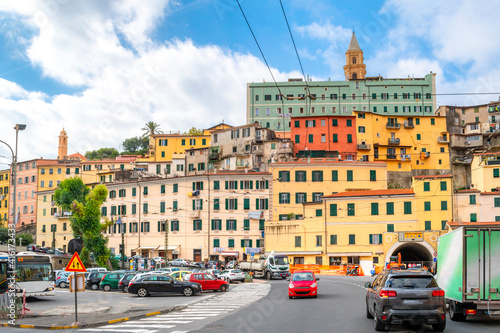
[441,201,447,210]
[241,239,245,247]
[347,170,353,181]
[234,198,237,210]
[193,199,196,210]
[244,198,250,210]
[386,202,394,215]
[225,198,229,210]
[259,219,264,230]
[211,219,215,230]
[469,195,476,205]
[330,204,337,216]
[494,169,500,178]
[424,182,430,191]
[440,181,447,191]
[265,180,269,189]
[225,181,228,189]
[404,202,412,214]
[425,221,431,230]
[371,203,379,215]
[387,224,394,232]
[255,198,259,209]
[370,170,376,181]
[214,181,219,190]
[265,199,268,209]
[347,203,355,216]
[240,180,244,189]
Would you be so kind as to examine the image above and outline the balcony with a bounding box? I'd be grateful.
[357,143,371,150]
[386,154,397,159]
[452,156,472,164]
[209,152,221,161]
[253,145,264,155]
[388,138,400,145]
[437,136,449,143]
[386,122,401,130]
[421,152,430,159]
[54,211,72,218]
[404,121,414,129]
[277,147,293,154]
[400,154,411,161]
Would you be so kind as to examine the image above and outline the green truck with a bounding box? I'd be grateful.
[437,227,500,321]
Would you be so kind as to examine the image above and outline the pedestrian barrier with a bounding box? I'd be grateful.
[289,264,371,276]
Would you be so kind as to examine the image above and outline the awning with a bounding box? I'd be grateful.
[133,246,158,251]
[265,251,322,255]
[327,252,373,257]
[155,245,180,251]
[248,211,263,219]
[220,251,239,257]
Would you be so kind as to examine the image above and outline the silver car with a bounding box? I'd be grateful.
[219,269,245,283]
[365,268,446,332]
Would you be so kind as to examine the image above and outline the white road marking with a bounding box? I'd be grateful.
[113,324,176,329]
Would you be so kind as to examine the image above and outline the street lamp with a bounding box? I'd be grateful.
[0,123,27,277]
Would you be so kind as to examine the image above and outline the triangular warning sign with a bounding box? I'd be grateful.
[65,252,87,272]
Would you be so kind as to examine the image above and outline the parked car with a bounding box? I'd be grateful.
[128,274,202,297]
[86,272,107,290]
[169,271,191,281]
[365,268,446,332]
[26,244,38,252]
[226,261,238,269]
[170,259,189,267]
[207,260,221,269]
[157,267,180,273]
[118,273,136,293]
[188,273,229,292]
[287,270,319,299]
[219,269,245,283]
[189,261,204,268]
[204,269,221,278]
[87,267,108,273]
[55,272,72,288]
[99,271,126,291]
[152,257,165,264]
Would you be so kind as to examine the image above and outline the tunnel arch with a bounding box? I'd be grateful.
[385,241,434,264]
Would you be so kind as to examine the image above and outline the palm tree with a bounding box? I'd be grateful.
[141,121,163,137]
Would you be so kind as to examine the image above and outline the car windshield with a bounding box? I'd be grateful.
[386,276,437,288]
[232,270,242,273]
[292,273,314,281]
[274,257,289,265]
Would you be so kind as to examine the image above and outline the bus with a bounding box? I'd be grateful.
[0,251,55,296]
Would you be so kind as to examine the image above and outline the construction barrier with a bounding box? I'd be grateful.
[289,264,373,276]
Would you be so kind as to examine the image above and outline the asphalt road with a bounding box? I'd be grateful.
[190,275,500,333]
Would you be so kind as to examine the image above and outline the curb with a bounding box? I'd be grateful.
[2,305,187,330]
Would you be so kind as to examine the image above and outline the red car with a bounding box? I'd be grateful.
[188,273,229,292]
[288,270,319,299]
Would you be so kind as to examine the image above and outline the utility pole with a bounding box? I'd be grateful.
[137,182,141,250]
[121,226,125,270]
[163,219,169,265]
[52,224,56,252]
[207,174,210,261]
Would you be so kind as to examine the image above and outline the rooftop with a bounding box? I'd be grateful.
[323,189,414,198]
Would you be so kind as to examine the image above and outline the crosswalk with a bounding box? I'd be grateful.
[79,283,270,333]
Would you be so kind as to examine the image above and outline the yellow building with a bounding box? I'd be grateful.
[79,156,138,184]
[270,159,388,221]
[266,175,453,274]
[470,152,500,192]
[36,189,74,252]
[148,134,211,162]
[0,169,9,226]
[356,111,450,177]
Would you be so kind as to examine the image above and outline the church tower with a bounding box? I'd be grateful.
[343,32,366,81]
[58,128,68,160]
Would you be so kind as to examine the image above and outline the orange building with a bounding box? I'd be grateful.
[291,115,357,159]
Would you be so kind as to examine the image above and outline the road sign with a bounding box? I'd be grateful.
[65,252,86,272]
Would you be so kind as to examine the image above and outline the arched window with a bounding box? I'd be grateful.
[352,73,358,80]
[352,57,356,64]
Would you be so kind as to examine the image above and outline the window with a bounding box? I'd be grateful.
[387,224,394,232]
[316,235,322,246]
[440,181,447,191]
[346,119,352,127]
[371,203,379,215]
[347,170,353,181]
[226,219,237,231]
[495,197,500,207]
[347,134,352,143]
[494,169,500,178]
[193,219,202,231]
[171,220,179,231]
[226,180,238,190]
[279,193,290,204]
[312,192,323,201]
[404,202,412,214]
[469,195,476,205]
[330,204,337,216]
[295,171,306,182]
[312,171,323,182]
[349,234,355,244]
[332,134,338,142]
[143,203,149,214]
[424,182,430,191]
[424,202,431,211]
[321,134,326,143]
[369,170,376,181]
[441,201,448,210]
[295,135,300,143]
[143,187,148,195]
[279,171,290,182]
[226,198,237,210]
[358,126,365,133]
[369,234,382,245]
[131,204,136,214]
[316,209,322,217]
[308,134,313,143]
[295,236,301,247]
[386,202,394,215]
[425,221,431,230]
[347,203,355,216]
[470,213,477,222]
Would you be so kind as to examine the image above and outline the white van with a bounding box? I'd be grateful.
[87,267,108,273]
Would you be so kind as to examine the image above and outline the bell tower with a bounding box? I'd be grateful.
[58,128,68,160]
[343,32,366,81]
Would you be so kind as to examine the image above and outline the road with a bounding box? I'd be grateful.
[8,276,500,333]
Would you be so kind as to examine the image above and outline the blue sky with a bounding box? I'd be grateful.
[1,0,500,162]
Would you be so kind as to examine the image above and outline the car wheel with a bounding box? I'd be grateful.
[103,284,111,292]
[91,284,98,291]
[266,271,272,280]
[123,286,129,293]
[183,287,194,297]
[219,284,227,292]
[449,301,466,321]
[59,282,67,288]
[137,288,149,297]
[432,321,446,332]
[373,306,386,331]
[366,302,374,319]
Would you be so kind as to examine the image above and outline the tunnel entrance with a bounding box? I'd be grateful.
[388,242,434,267]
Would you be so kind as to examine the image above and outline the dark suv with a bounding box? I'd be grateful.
[365,268,446,332]
[86,272,107,290]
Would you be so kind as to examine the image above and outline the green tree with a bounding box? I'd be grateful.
[54,177,113,268]
[121,136,148,155]
[0,226,8,244]
[16,233,34,246]
[141,121,163,138]
[84,148,119,160]
[183,127,204,136]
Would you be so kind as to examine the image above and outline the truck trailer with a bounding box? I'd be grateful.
[239,251,289,279]
[437,226,500,321]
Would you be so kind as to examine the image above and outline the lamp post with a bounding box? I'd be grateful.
[0,124,26,290]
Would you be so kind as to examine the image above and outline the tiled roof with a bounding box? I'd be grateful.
[323,189,413,198]
[270,158,386,165]
[473,152,500,156]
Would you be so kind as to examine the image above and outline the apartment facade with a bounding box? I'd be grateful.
[0,169,9,226]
